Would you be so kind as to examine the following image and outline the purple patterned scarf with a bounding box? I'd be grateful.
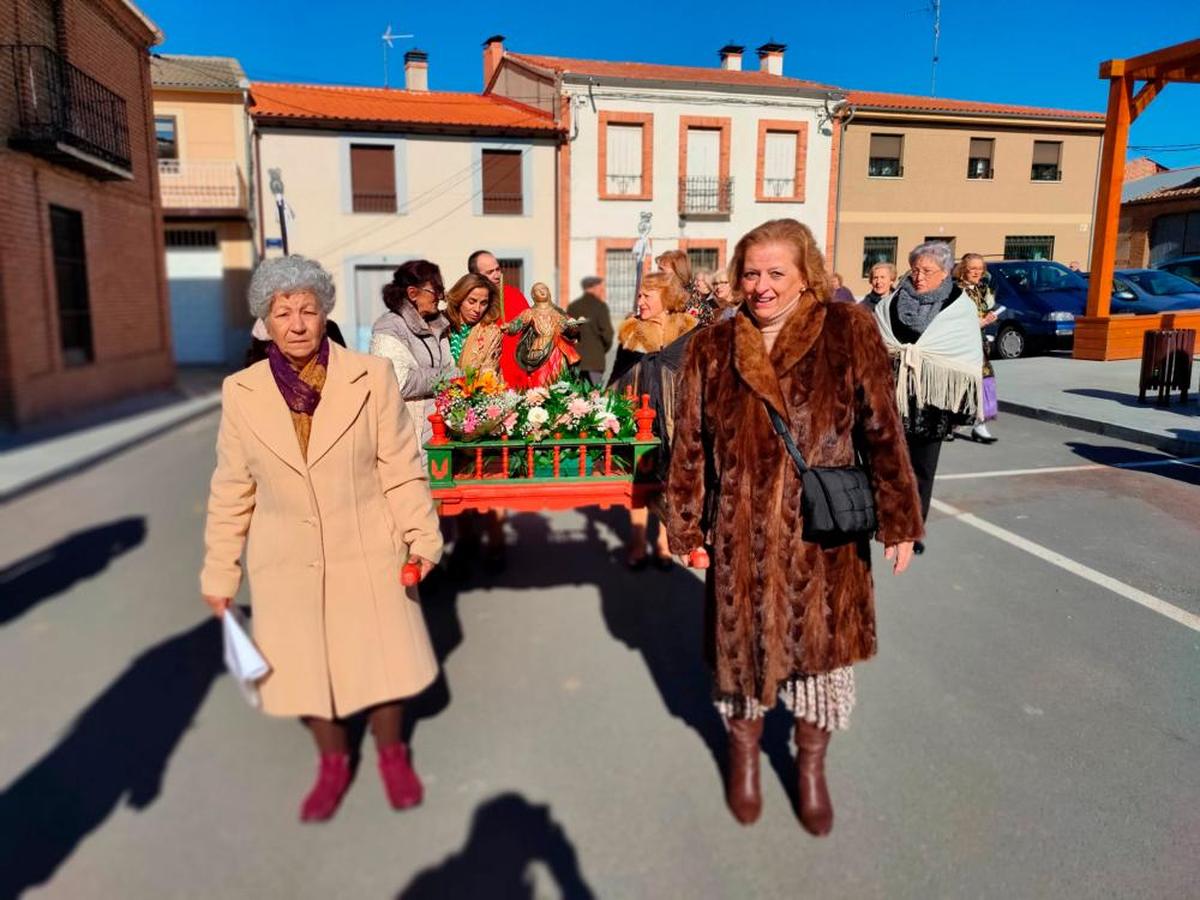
[266,338,329,415]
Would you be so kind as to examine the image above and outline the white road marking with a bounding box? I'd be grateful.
[938,456,1200,480]
[930,499,1200,634]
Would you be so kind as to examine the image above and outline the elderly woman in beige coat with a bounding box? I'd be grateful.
[200,255,442,823]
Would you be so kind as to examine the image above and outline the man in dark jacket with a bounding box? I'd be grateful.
[566,276,614,385]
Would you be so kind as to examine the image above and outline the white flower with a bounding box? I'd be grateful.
[527,406,550,426]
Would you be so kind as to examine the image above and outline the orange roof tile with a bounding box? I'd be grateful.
[507,52,838,92]
[249,82,560,132]
[846,90,1104,122]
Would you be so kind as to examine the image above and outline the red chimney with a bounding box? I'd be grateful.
[483,34,505,88]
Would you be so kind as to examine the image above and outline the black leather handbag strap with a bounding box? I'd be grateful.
[765,403,809,475]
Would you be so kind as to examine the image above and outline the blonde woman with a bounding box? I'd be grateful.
[445,273,503,374]
[667,219,922,834]
[658,249,717,327]
[609,271,698,568]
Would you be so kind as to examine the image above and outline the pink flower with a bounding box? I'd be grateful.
[568,397,591,417]
[485,404,503,419]
[502,412,518,433]
[601,414,620,433]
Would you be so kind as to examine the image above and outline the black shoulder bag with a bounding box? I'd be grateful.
[764,402,877,542]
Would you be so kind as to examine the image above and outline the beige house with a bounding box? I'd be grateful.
[835,91,1105,296]
[151,55,257,365]
[250,51,562,350]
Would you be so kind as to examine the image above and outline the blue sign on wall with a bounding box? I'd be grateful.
[265,238,284,249]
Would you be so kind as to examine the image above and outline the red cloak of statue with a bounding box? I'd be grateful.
[497,284,532,389]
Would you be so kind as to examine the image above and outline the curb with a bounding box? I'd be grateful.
[998,399,1200,457]
[0,394,222,503]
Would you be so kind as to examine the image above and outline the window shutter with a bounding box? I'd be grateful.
[969,138,993,159]
[869,134,903,158]
[606,124,643,177]
[482,149,523,215]
[1032,141,1061,165]
[686,128,721,179]
[350,145,397,213]
[763,131,797,196]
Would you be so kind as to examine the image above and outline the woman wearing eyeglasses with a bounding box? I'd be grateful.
[370,260,454,464]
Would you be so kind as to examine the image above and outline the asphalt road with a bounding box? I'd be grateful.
[0,411,1196,899]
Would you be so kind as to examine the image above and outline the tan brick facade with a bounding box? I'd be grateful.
[0,0,172,426]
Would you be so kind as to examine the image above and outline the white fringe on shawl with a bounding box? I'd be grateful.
[874,292,984,424]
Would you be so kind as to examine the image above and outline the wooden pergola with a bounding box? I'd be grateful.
[1074,37,1200,360]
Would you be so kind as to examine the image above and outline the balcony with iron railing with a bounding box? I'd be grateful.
[678,176,733,217]
[158,159,248,213]
[3,43,132,179]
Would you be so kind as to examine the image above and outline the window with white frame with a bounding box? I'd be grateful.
[605,124,644,196]
[762,131,798,198]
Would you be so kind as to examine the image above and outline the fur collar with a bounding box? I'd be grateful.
[732,292,827,418]
[617,312,697,353]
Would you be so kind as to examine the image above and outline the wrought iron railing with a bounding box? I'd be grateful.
[605,173,643,195]
[679,176,733,215]
[762,177,796,198]
[158,159,246,210]
[3,43,131,173]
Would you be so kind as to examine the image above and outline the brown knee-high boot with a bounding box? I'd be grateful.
[725,717,764,825]
[795,719,833,836]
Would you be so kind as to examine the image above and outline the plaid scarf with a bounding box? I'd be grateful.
[267,338,329,460]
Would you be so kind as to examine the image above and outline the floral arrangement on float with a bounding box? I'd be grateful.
[432,370,522,441]
[432,371,638,443]
[426,371,659,491]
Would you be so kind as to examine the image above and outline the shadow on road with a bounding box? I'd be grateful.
[397,792,596,900]
[0,518,147,626]
[1066,442,1200,486]
[0,617,223,897]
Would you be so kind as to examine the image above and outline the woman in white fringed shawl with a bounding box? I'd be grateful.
[875,241,982,554]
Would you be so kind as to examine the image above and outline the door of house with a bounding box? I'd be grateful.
[166,230,225,364]
[605,249,638,321]
[353,265,395,351]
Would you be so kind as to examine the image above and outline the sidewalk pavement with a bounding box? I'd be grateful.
[0,368,226,502]
[993,354,1200,456]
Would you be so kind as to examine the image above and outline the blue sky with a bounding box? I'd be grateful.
[145,0,1200,167]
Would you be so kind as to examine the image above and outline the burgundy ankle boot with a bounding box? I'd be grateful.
[299,752,351,823]
[794,719,833,836]
[378,743,423,810]
[725,717,764,825]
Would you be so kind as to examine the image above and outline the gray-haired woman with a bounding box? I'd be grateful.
[873,241,982,553]
[200,255,442,822]
[860,262,897,311]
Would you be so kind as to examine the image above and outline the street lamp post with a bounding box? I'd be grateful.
[268,168,288,255]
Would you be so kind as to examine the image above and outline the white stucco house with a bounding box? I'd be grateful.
[250,51,562,349]
[483,37,844,317]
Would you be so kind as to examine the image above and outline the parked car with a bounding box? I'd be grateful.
[1155,255,1200,287]
[983,261,1089,359]
[1100,269,1200,313]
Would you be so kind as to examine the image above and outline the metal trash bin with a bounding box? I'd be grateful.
[1138,328,1195,405]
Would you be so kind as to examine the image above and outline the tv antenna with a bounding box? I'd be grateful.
[381,24,414,88]
[929,0,941,95]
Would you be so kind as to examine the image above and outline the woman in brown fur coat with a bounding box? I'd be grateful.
[609,271,698,568]
[667,219,924,835]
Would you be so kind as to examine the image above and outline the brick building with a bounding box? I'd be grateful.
[0,0,173,426]
[1117,165,1200,271]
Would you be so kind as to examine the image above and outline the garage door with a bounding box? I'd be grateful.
[166,231,225,364]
